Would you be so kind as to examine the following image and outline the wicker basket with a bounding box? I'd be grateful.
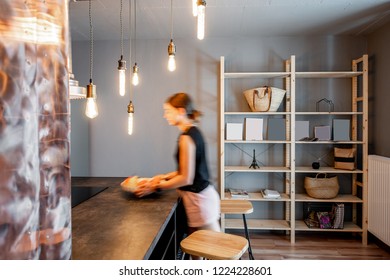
[304,173,339,199]
[243,86,286,112]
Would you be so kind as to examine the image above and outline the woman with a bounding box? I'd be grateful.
[135,92,221,237]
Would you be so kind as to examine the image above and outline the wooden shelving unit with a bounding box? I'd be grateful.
[219,54,368,244]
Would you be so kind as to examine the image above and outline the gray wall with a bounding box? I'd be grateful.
[70,35,368,189]
[368,21,390,158]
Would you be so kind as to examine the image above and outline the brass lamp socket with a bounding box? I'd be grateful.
[118,55,126,71]
[168,39,176,56]
[197,0,206,7]
[132,63,139,74]
[86,81,96,98]
[127,101,134,114]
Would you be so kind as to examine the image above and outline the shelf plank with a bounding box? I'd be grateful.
[224,72,290,79]
[295,221,363,232]
[225,140,291,144]
[295,194,363,203]
[225,166,291,172]
[224,192,291,201]
[225,219,291,230]
[295,166,363,173]
[224,71,363,79]
[295,71,363,78]
[295,140,364,144]
[225,112,291,115]
[296,112,363,115]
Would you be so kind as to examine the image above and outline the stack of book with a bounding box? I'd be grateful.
[229,188,249,199]
[261,189,281,199]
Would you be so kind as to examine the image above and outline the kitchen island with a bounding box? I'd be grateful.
[71,177,185,260]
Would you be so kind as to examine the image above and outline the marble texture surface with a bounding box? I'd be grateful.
[0,0,71,260]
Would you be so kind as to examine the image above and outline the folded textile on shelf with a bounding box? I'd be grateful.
[261,189,281,199]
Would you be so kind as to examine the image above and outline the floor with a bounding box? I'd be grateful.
[227,231,390,260]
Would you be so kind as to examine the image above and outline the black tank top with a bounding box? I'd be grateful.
[176,126,210,193]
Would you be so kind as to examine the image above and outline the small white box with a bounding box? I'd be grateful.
[245,118,263,140]
[226,123,243,140]
[314,125,331,140]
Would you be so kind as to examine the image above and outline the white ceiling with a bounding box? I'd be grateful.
[69,0,390,41]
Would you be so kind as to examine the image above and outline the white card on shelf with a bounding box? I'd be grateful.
[226,123,243,140]
[245,118,263,140]
[295,121,309,140]
[314,125,331,140]
[333,119,350,141]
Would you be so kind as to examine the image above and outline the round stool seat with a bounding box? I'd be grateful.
[180,230,248,260]
[220,199,253,214]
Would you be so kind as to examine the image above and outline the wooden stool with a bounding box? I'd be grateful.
[180,230,248,260]
[220,199,254,260]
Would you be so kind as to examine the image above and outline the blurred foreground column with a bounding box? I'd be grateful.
[0,0,71,259]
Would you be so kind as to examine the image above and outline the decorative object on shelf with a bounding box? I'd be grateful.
[261,189,281,199]
[296,121,310,140]
[304,173,339,199]
[226,123,243,140]
[333,119,351,141]
[249,149,260,169]
[317,212,332,229]
[244,118,263,140]
[243,86,286,112]
[312,161,320,169]
[304,202,344,229]
[316,98,334,112]
[314,125,331,140]
[331,203,344,229]
[334,147,356,170]
[304,202,332,228]
[304,210,320,228]
[229,188,249,199]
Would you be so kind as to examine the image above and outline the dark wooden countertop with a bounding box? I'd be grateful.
[71,177,180,260]
[71,176,126,188]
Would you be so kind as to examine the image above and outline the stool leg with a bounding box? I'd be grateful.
[242,214,254,260]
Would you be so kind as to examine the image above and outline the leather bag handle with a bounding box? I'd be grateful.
[253,86,272,111]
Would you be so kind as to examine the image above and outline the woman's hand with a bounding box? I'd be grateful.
[134,178,159,197]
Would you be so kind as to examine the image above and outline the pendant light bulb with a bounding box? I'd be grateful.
[168,55,176,72]
[132,63,139,86]
[118,56,126,96]
[167,39,176,72]
[85,82,98,119]
[127,101,134,135]
[192,0,198,17]
[197,0,206,40]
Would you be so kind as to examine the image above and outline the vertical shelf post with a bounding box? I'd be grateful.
[220,56,226,232]
[290,55,296,244]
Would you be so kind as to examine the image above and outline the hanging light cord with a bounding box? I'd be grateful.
[129,0,133,101]
[89,0,93,83]
[170,0,173,40]
[134,0,137,62]
[120,0,123,56]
